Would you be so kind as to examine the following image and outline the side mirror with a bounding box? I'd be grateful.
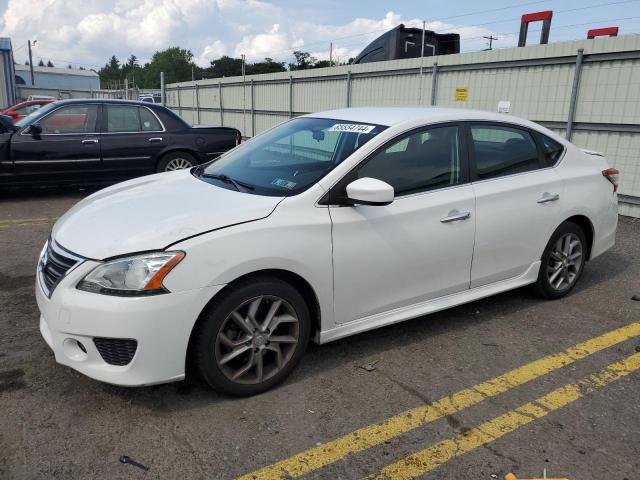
[28,123,42,137]
[346,177,394,206]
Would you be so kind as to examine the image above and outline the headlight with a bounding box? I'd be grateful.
[77,251,185,296]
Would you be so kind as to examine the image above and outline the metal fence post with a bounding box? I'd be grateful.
[346,71,352,107]
[195,83,201,125]
[219,82,224,126]
[250,79,255,137]
[177,86,182,117]
[566,48,584,141]
[160,72,165,106]
[430,62,438,106]
[289,76,293,118]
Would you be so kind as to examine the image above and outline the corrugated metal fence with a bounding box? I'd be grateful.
[166,35,640,217]
[15,85,146,101]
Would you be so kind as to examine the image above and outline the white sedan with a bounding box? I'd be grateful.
[36,107,619,395]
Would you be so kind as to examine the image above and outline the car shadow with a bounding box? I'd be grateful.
[100,248,632,411]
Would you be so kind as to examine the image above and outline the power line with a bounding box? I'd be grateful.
[299,0,551,47]
[328,15,640,52]
[251,0,640,60]
[473,0,640,27]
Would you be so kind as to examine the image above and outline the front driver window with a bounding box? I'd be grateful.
[40,105,99,134]
[357,125,462,196]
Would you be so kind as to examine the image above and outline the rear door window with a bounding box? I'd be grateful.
[470,125,541,180]
[106,105,140,133]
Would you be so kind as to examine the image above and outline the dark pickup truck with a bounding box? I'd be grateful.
[0,99,241,186]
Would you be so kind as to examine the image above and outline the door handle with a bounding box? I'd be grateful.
[81,139,99,145]
[148,137,163,143]
[440,210,471,223]
[537,192,560,204]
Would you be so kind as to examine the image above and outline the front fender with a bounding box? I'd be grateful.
[164,200,335,331]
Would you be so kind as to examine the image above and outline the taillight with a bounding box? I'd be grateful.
[602,168,619,193]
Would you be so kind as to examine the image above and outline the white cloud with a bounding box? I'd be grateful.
[195,40,226,67]
[233,23,289,60]
[0,1,512,72]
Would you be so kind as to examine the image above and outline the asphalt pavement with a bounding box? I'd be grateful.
[1,187,639,480]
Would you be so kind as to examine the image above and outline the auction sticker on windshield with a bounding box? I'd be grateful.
[271,178,297,190]
[328,123,376,133]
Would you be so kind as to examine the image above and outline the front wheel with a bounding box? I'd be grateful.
[193,277,310,396]
[534,221,587,299]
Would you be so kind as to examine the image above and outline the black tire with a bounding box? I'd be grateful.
[156,151,198,173]
[193,276,311,396]
[534,221,587,299]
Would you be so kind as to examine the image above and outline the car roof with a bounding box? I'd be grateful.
[51,98,162,107]
[10,99,52,107]
[303,107,540,130]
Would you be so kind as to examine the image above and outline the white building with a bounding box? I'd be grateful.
[15,64,100,91]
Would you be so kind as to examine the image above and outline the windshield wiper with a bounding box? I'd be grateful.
[199,172,255,191]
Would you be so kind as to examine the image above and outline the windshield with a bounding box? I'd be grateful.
[15,102,57,128]
[196,117,386,196]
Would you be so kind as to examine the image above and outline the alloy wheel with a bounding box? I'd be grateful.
[547,233,583,291]
[165,158,194,171]
[214,295,300,385]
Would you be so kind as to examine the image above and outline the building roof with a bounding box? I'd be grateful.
[14,63,98,77]
[0,38,13,51]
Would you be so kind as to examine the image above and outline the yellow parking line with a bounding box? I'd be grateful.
[237,322,640,480]
[371,351,640,479]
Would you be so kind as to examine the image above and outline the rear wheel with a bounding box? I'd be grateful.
[534,222,587,299]
[157,151,197,172]
[193,276,310,396]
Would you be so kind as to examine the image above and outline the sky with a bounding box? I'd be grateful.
[0,0,639,70]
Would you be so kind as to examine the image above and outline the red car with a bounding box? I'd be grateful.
[1,99,54,123]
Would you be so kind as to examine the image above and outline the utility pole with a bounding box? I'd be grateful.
[27,40,36,85]
[483,35,498,50]
[329,42,333,67]
[418,21,426,104]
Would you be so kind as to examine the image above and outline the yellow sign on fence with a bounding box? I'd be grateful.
[455,87,468,101]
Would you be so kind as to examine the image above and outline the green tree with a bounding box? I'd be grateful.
[247,58,286,75]
[288,51,317,70]
[311,60,332,69]
[46,60,55,67]
[142,47,198,88]
[205,55,243,78]
[98,55,122,87]
[37,59,45,67]
[121,54,140,86]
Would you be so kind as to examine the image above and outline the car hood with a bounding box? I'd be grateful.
[53,170,284,259]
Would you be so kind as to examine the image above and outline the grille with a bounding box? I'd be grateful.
[93,338,138,366]
[38,240,84,297]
